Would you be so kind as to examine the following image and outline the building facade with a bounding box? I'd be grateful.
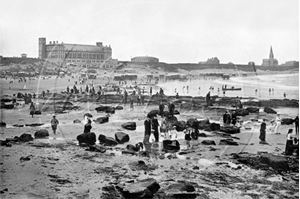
[38,38,117,68]
[262,46,278,66]
[131,56,159,63]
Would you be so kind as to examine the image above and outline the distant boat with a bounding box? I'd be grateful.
[222,87,242,91]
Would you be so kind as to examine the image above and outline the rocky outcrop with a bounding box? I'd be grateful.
[98,134,118,146]
[115,106,124,110]
[115,132,130,144]
[234,109,249,116]
[34,129,49,139]
[73,119,81,123]
[243,99,299,108]
[220,126,240,134]
[0,121,6,127]
[94,116,109,124]
[77,132,96,146]
[246,107,259,113]
[219,138,239,145]
[25,123,44,127]
[264,107,277,114]
[121,122,136,130]
[19,133,34,142]
[0,103,14,109]
[201,139,216,145]
[281,118,294,125]
[260,153,289,172]
[95,106,115,113]
[174,121,186,132]
[118,178,160,199]
[155,181,199,199]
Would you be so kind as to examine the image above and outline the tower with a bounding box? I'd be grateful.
[39,38,46,59]
[269,46,274,59]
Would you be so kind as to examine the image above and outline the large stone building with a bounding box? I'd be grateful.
[38,38,117,68]
[262,46,278,66]
[131,56,159,63]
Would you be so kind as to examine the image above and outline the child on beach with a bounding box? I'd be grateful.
[274,114,281,134]
[184,127,192,149]
[259,119,267,144]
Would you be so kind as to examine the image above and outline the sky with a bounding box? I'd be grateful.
[0,0,299,64]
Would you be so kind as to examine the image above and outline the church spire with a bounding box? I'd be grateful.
[269,46,274,59]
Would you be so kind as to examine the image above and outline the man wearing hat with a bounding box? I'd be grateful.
[51,115,59,135]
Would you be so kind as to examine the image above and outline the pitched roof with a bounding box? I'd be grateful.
[63,44,111,52]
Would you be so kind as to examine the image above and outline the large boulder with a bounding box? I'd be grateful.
[98,134,118,146]
[264,107,277,114]
[281,118,294,125]
[94,116,109,124]
[115,105,124,110]
[0,103,14,109]
[34,129,49,139]
[162,140,180,152]
[234,109,249,116]
[155,181,199,199]
[77,132,96,146]
[19,133,34,142]
[219,138,239,146]
[260,153,289,172]
[121,122,136,130]
[95,106,115,113]
[201,139,216,145]
[220,126,240,134]
[105,107,115,114]
[186,118,198,127]
[118,178,160,199]
[175,121,186,132]
[0,121,6,127]
[115,132,130,144]
[165,115,178,126]
[200,123,220,132]
[246,107,259,113]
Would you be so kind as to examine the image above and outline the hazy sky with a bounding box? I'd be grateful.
[1,0,299,64]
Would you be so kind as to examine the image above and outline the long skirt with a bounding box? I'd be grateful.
[259,130,266,142]
[285,140,294,155]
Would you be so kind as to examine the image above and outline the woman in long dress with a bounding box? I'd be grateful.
[274,114,281,134]
[285,129,294,155]
[259,119,267,143]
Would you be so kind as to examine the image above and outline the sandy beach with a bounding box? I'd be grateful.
[0,71,299,199]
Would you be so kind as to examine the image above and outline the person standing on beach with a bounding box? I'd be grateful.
[143,116,152,155]
[51,115,59,135]
[150,87,152,96]
[29,102,35,118]
[259,119,267,143]
[285,129,294,155]
[206,91,211,106]
[159,101,165,117]
[269,88,271,96]
[198,87,200,95]
[283,92,287,99]
[274,114,281,134]
[151,115,159,142]
[255,89,257,95]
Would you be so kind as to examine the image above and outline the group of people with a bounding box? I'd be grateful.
[259,115,299,156]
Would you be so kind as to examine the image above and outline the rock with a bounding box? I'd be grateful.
[244,124,252,130]
[201,139,216,145]
[102,185,124,199]
[175,121,186,132]
[73,119,81,123]
[165,115,178,126]
[264,107,277,114]
[186,118,198,127]
[122,150,136,155]
[0,103,14,109]
[13,124,24,127]
[260,153,289,172]
[6,137,19,142]
[77,132,97,146]
[198,133,207,137]
[89,145,106,153]
[156,181,199,199]
[234,109,249,116]
[95,106,115,113]
[246,107,259,113]
[94,116,109,124]
[281,118,294,125]
[105,107,115,114]
[25,123,44,127]
[162,140,180,152]
[118,178,160,199]
[19,134,33,142]
[115,132,130,144]
[126,143,143,152]
[98,134,118,146]
[220,126,240,134]
[115,106,124,110]
[219,139,239,146]
[34,110,41,115]
[200,123,220,131]
[121,122,136,130]
[34,129,49,139]
[0,121,6,127]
